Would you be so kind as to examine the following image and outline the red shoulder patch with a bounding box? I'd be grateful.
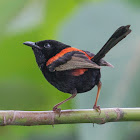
[46,47,93,66]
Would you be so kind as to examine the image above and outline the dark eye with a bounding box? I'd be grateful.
[44,43,51,49]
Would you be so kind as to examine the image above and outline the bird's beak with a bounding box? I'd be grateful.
[23,41,41,49]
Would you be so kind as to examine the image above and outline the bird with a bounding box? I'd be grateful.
[23,25,131,113]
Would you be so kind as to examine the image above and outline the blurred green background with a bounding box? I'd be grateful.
[0,0,140,139]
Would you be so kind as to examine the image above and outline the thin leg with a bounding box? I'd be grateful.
[53,89,77,115]
[93,81,102,112]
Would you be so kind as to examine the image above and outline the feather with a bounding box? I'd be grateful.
[54,52,100,71]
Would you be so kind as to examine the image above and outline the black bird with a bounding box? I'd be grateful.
[23,25,131,112]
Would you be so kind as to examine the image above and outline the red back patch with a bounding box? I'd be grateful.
[71,69,88,76]
[46,47,92,66]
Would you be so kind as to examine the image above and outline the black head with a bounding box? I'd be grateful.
[23,40,70,68]
[23,40,70,59]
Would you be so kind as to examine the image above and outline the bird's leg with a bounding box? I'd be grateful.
[93,81,102,113]
[53,89,77,116]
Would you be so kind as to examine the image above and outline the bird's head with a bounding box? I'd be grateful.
[23,40,70,67]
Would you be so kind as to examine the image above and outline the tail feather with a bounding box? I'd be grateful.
[92,25,131,63]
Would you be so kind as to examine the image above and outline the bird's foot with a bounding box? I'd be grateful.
[93,105,101,114]
[53,107,61,117]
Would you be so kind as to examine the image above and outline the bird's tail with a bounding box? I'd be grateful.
[92,25,131,63]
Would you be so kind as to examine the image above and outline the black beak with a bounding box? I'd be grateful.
[23,41,41,49]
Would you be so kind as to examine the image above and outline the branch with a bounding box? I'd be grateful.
[0,108,140,126]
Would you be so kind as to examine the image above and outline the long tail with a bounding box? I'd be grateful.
[92,25,131,63]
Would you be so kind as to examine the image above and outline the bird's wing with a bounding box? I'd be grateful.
[83,50,113,67]
[46,51,100,72]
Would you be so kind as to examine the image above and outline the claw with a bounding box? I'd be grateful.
[93,105,101,114]
[53,107,61,117]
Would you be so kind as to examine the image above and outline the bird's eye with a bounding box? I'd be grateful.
[44,43,51,49]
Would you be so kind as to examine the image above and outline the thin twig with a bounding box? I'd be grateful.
[0,108,140,126]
